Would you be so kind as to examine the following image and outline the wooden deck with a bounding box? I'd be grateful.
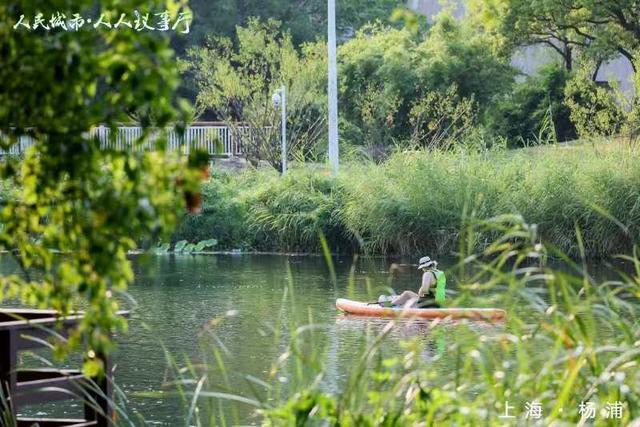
[0,308,127,427]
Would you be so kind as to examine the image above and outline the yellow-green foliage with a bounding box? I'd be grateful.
[564,72,627,138]
[0,0,197,370]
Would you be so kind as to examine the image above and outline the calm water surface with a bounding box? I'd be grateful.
[0,254,621,425]
[118,254,473,425]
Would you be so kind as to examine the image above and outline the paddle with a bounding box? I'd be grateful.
[367,295,394,306]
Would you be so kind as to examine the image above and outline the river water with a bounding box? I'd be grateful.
[0,254,623,425]
[118,254,467,425]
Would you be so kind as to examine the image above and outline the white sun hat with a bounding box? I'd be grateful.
[418,256,438,269]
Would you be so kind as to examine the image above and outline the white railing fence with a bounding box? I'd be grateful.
[0,124,251,157]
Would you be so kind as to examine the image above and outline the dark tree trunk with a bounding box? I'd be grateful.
[592,59,603,81]
[564,45,573,72]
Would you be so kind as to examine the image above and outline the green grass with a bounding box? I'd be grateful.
[173,167,350,253]
[343,141,640,257]
[174,141,640,258]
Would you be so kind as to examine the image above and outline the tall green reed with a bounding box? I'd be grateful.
[173,142,640,258]
[340,143,640,257]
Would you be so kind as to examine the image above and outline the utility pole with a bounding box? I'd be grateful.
[272,86,287,175]
[327,0,339,175]
[280,85,287,175]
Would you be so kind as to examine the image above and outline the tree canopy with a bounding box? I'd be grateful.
[338,16,515,146]
[172,0,404,54]
[183,19,327,168]
[469,0,640,73]
[0,0,203,372]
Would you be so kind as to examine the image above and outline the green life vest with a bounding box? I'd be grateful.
[432,269,446,305]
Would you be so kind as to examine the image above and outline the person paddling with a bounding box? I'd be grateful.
[378,256,446,308]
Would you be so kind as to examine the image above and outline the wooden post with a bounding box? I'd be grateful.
[0,330,17,422]
[84,352,113,427]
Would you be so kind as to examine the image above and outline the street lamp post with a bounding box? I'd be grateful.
[327,0,339,175]
[272,86,287,175]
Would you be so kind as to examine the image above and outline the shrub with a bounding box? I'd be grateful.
[490,64,576,146]
[239,168,351,252]
[414,14,515,109]
[172,172,249,249]
[338,17,515,149]
[338,24,419,146]
[409,85,476,150]
[564,70,627,138]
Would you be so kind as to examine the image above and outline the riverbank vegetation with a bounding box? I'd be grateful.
[184,8,640,165]
[174,1,640,261]
[174,140,640,258]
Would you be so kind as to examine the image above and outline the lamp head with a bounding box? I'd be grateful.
[271,91,281,108]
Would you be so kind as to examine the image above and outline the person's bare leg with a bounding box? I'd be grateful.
[392,291,419,307]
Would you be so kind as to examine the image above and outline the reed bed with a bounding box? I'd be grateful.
[175,141,640,258]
